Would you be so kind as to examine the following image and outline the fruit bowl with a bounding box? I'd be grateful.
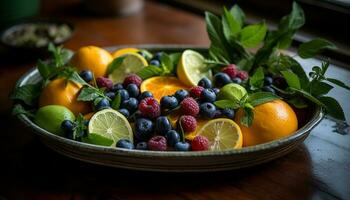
[14,45,324,172]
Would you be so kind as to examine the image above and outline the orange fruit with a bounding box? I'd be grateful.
[111,48,139,58]
[140,76,189,102]
[39,78,91,116]
[234,99,298,147]
[84,112,95,120]
[69,46,112,77]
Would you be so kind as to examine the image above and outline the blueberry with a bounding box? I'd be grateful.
[155,116,172,135]
[264,76,273,86]
[126,84,139,98]
[200,102,216,118]
[139,91,153,100]
[118,108,130,118]
[165,130,180,147]
[198,77,212,88]
[121,97,138,112]
[135,118,155,141]
[136,142,148,150]
[214,72,232,87]
[61,120,74,133]
[116,139,134,149]
[222,108,235,119]
[213,109,222,118]
[150,59,160,66]
[232,77,242,84]
[201,89,216,103]
[273,76,287,89]
[174,89,189,102]
[175,141,191,151]
[262,86,276,94]
[117,89,129,101]
[154,52,162,60]
[160,96,178,110]
[212,88,220,95]
[129,110,142,123]
[79,70,93,82]
[95,98,110,110]
[111,83,124,92]
[105,92,116,99]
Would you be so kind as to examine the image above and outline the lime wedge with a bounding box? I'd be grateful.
[177,50,212,86]
[88,109,133,146]
[108,52,148,83]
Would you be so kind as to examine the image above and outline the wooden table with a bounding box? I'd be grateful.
[1,1,350,199]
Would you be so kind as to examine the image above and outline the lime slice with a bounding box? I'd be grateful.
[197,118,242,150]
[111,48,139,58]
[88,109,133,146]
[177,50,212,86]
[108,52,148,83]
[34,105,75,136]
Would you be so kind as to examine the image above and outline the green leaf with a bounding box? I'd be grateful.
[11,104,35,118]
[310,81,333,96]
[136,66,163,79]
[169,52,181,69]
[237,56,254,71]
[222,7,241,42]
[107,56,126,74]
[160,53,173,73]
[77,87,102,101]
[139,49,153,61]
[230,5,245,27]
[37,60,54,79]
[289,88,325,107]
[281,70,301,89]
[72,114,88,140]
[248,92,281,106]
[241,107,254,127]
[82,133,114,146]
[111,93,121,110]
[278,2,305,31]
[277,32,294,49]
[214,100,239,109]
[287,97,308,108]
[249,67,265,89]
[240,22,267,48]
[319,96,345,121]
[298,38,336,58]
[10,83,42,106]
[326,78,350,90]
[286,56,309,89]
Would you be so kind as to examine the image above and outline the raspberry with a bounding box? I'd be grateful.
[138,97,161,118]
[178,115,197,133]
[148,136,167,151]
[236,70,249,81]
[222,64,238,79]
[96,77,113,90]
[189,86,204,98]
[180,97,199,116]
[123,74,142,87]
[191,135,209,151]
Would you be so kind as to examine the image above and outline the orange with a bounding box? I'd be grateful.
[140,76,189,102]
[234,99,298,147]
[69,46,112,77]
[39,78,91,116]
[111,48,139,58]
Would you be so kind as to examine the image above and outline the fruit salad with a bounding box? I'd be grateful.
[11,2,349,152]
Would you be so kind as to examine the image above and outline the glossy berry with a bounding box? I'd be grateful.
[236,70,249,81]
[117,89,130,102]
[96,77,113,90]
[191,135,209,151]
[178,115,197,133]
[175,141,191,151]
[135,118,155,141]
[123,74,142,87]
[150,59,160,66]
[200,89,216,103]
[198,77,212,89]
[129,110,142,123]
[116,139,134,149]
[264,76,273,86]
[180,97,199,116]
[61,120,74,133]
[139,91,153,100]
[174,89,189,102]
[214,72,232,87]
[189,86,204,98]
[121,97,139,112]
[160,96,178,110]
[165,130,181,147]
[126,83,139,98]
[135,142,148,150]
[79,70,93,82]
[153,52,162,60]
[213,109,222,118]
[148,136,167,151]
[138,97,161,118]
[118,108,130,118]
[212,88,220,95]
[222,108,234,119]
[105,92,115,99]
[262,86,276,94]
[221,64,238,78]
[200,102,216,119]
[155,116,172,135]
[95,98,110,110]
[111,83,123,92]
[232,77,242,84]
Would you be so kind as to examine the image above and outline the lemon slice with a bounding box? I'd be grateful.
[108,52,148,83]
[88,109,133,146]
[196,118,243,150]
[111,48,139,58]
[177,50,212,86]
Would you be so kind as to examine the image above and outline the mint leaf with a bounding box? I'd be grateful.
[288,97,308,108]
[298,38,336,58]
[169,52,181,69]
[248,92,280,106]
[286,56,309,89]
[237,56,254,71]
[111,93,121,110]
[241,107,254,127]
[289,88,325,107]
[139,49,153,61]
[58,68,87,85]
[137,66,163,79]
[160,53,173,73]
[214,100,239,109]
[12,104,35,118]
[10,83,42,106]
[319,96,345,121]
[326,78,350,90]
[72,114,88,140]
[240,22,267,48]
[107,56,125,74]
[82,133,114,146]
[281,70,301,89]
[310,81,333,96]
[249,67,264,89]
[77,87,106,101]
[222,7,241,42]
[230,5,245,27]
[278,2,305,31]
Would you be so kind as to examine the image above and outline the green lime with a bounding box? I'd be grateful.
[88,109,133,146]
[218,83,247,105]
[34,105,75,136]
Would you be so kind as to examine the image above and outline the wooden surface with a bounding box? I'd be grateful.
[1,0,350,199]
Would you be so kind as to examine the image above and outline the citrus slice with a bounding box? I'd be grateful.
[196,118,242,150]
[111,48,139,58]
[88,109,133,146]
[108,52,148,83]
[177,50,212,86]
[140,76,189,102]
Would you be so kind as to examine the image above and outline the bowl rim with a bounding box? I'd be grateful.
[13,44,325,158]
